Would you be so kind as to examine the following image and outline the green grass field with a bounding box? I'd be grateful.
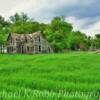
[0,52,100,100]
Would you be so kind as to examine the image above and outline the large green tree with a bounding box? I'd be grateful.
[67,31,88,50]
[0,13,99,53]
[0,16,10,53]
[0,16,10,45]
[43,16,73,52]
[95,34,100,49]
[9,13,40,34]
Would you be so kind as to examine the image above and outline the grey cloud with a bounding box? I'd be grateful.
[0,0,100,35]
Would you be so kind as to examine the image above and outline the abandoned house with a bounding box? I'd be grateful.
[7,32,53,54]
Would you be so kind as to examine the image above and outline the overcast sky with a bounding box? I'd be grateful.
[0,0,100,36]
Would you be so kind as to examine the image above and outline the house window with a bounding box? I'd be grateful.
[39,36,41,42]
[27,46,30,52]
[48,47,50,53]
[11,38,14,44]
[39,46,41,52]
[10,46,13,52]
[22,46,24,54]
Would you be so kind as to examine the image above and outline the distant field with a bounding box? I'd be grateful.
[0,52,100,100]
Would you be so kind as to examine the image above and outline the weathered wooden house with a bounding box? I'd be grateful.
[7,32,53,54]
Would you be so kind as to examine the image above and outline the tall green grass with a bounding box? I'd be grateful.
[0,52,100,99]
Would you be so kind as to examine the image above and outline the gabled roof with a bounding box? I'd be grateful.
[7,32,41,42]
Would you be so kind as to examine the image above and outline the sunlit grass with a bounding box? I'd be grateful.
[0,52,99,99]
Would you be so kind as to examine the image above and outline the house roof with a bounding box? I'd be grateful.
[7,32,41,42]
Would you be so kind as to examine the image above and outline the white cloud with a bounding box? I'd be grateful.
[0,0,34,19]
[66,16,100,36]
[83,21,100,36]
[0,0,99,36]
[66,17,88,30]
[0,0,81,19]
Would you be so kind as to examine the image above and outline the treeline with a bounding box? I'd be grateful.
[0,13,100,52]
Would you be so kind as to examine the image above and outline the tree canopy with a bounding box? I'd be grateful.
[0,13,99,52]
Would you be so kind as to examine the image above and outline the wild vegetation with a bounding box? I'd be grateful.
[0,52,99,99]
[0,13,99,100]
[0,13,100,53]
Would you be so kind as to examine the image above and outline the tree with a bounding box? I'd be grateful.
[95,34,100,49]
[9,13,40,34]
[67,31,88,50]
[0,13,98,53]
[0,16,10,47]
[43,16,73,52]
[10,13,29,24]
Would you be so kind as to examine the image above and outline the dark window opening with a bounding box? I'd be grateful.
[22,46,24,53]
[39,36,41,42]
[48,47,50,53]
[39,46,41,52]
[27,46,30,52]
[10,47,13,52]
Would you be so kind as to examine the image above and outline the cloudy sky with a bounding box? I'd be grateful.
[0,0,100,36]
